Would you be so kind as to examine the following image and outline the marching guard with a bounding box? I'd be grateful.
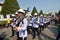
[13,9,28,40]
[43,16,47,28]
[27,15,33,34]
[39,15,44,32]
[32,13,40,39]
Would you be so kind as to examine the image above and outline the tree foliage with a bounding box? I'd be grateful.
[38,10,43,16]
[31,6,38,16]
[1,0,20,15]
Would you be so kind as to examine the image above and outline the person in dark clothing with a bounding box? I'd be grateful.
[56,19,60,40]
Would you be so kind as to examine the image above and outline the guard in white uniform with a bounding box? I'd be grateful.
[43,16,47,28]
[27,15,33,34]
[44,17,50,28]
[15,12,20,39]
[39,15,44,32]
[46,17,51,26]
[13,9,28,40]
[32,13,39,39]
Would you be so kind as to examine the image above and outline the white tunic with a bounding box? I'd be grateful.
[28,18,33,26]
[28,20,32,26]
[13,18,21,27]
[43,17,47,24]
[47,17,51,22]
[11,18,16,27]
[17,18,28,38]
[32,17,39,28]
[39,17,44,26]
[46,17,49,23]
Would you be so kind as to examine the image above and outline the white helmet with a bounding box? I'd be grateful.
[34,13,37,15]
[18,9,25,13]
[40,14,43,16]
[12,14,15,16]
[44,15,46,17]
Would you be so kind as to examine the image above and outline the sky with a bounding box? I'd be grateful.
[0,0,60,13]
[0,0,4,3]
[17,0,60,13]
[0,0,3,2]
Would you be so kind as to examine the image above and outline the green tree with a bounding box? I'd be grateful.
[1,0,20,15]
[38,10,43,16]
[31,6,38,16]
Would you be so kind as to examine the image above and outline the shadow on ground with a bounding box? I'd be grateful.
[0,32,9,40]
[40,32,55,40]
[47,26,58,37]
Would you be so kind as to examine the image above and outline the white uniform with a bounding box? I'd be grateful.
[17,18,28,38]
[39,17,44,26]
[43,17,47,24]
[28,18,32,26]
[11,18,16,27]
[13,18,21,28]
[46,17,50,23]
[46,17,48,22]
[32,17,39,28]
[47,17,51,22]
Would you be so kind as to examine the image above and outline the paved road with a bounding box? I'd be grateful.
[0,22,58,40]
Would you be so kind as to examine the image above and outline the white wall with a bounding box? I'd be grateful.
[0,6,2,11]
[0,15,12,21]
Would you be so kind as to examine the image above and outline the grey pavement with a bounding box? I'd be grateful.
[0,22,58,40]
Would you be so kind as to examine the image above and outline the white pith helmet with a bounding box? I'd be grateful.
[34,13,37,15]
[12,14,15,16]
[18,8,25,13]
